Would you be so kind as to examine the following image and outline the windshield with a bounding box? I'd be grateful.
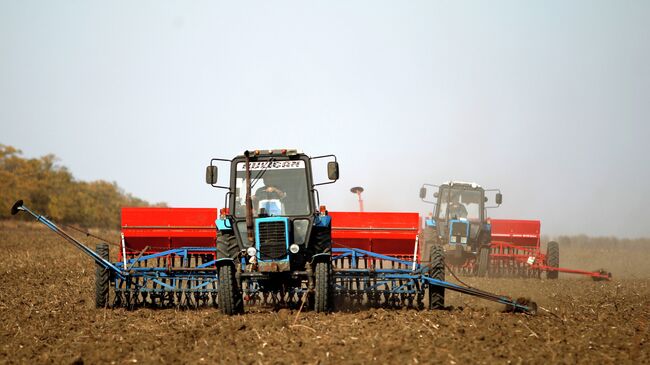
[233,159,311,217]
[437,187,483,221]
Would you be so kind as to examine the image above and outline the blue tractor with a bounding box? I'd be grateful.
[206,149,339,314]
[419,181,502,276]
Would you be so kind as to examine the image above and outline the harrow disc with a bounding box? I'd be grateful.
[112,252,221,309]
[331,252,425,310]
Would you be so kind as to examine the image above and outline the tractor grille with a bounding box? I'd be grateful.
[451,221,468,237]
[258,221,287,260]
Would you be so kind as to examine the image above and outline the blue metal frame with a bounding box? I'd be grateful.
[424,218,436,228]
[215,218,232,231]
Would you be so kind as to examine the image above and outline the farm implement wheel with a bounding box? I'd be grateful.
[546,241,559,279]
[95,243,110,308]
[218,264,243,315]
[477,246,490,277]
[314,261,331,313]
[428,245,445,310]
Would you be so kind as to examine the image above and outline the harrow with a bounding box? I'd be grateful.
[488,219,612,280]
[11,200,536,314]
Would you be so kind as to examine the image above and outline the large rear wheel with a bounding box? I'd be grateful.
[216,232,240,259]
[546,241,560,279]
[428,245,445,310]
[314,261,331,313]
[477,246,490,277]
[421,227,440,263]
[95,243,110,308]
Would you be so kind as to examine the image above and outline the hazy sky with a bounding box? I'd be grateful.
[2,1,649,237]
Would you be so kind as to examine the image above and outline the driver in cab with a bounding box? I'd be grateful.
[254,176,286,216]
[448,193,468,220]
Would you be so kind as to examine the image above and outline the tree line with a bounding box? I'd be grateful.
[0,144,164,228]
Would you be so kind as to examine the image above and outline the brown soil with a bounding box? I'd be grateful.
[1,223,648,364]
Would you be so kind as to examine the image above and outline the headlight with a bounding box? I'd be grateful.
[460,237,467,244]
[246,247,257,257]
[451,236,457,243]
[289,244,300,254]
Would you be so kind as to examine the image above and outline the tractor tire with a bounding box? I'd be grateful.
[546,241,560,279]
[216,232,240,260]
[477,246,490,277]
[308,225,332,257]
[421,227,440,263]
[314,260,331,313]
[428,245,445,310]
[95,243,110,308]
[218,264,243,315]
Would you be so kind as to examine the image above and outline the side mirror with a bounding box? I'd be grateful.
[327,161,339,180]
[433,192,439,198]
[419,187,427,199]
[484,197,488,203]
[205,166,218,184]
[496,193,503,205]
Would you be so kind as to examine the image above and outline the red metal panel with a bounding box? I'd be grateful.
[121,207,218,252]
[329,211,420,256]
[490,219,540,248]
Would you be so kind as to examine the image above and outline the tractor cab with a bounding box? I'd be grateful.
[420,181,502,267]
[436,183,486,246]
[234,159,310,217]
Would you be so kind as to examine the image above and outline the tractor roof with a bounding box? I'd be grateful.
[443,181,483,189]
[237,149,304,158]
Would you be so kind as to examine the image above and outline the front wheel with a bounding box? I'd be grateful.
[428,245,445,310]
[218,264,243,315]
[314,261,331,313]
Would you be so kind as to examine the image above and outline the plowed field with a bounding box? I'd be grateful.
[1,223,648,364]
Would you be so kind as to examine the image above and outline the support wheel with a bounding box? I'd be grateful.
[477,246,490,277]
[95,243,110,308]
[546,241,559,279]
[428,245,445,310]
[218,264,243,315]
[314,261,331,313]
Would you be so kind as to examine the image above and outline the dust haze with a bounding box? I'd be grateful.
[2,1,649,237]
